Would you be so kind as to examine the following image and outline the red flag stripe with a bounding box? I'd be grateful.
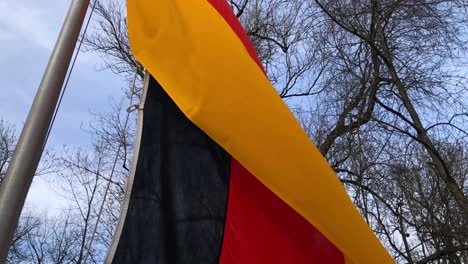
[207,1,346,261]
[219,159,345,263]
[207,0,265,73]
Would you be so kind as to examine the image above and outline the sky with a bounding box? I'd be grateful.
[0,0,127,213]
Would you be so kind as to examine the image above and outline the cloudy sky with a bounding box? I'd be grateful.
[0,0,127,213]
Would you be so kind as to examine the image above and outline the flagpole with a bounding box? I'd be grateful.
[0,0,90,261]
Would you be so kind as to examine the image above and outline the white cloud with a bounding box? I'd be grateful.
[0,0,122,132]
[26,176,71,216]
[0,0,127,216]
[0,0,69,50]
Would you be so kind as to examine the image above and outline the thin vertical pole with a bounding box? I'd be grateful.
[0,0,90,261]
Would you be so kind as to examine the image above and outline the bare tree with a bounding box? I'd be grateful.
[5,95,136,263]
[7,210,99,264]
[22,0,466,263]
[0,119,17,184]
[7,211,42,263]
[306,1,468,262]
[55,143,117,263]
[42,96,138,263]
[83,0,143,96]
[314,0,468,216]
[0,121,53,263]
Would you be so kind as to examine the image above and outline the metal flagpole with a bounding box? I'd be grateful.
[0,0,90,261]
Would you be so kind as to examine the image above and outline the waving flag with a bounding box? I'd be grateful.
[107,0,394,263]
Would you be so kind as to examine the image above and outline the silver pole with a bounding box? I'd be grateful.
[0,0,90,261]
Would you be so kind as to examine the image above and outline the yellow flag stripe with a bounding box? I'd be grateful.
[126,0,394,263]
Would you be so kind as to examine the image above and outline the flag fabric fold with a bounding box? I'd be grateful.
[108,0,395,263]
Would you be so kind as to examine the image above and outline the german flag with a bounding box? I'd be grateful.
[106,0,394,263]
